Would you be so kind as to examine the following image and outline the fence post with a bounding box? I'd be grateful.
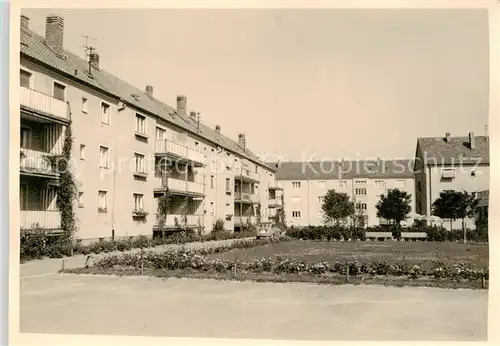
[61,259,65,271]
[481,273,486,289]
[346,265,350,284]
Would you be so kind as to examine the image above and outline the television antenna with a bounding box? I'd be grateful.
[81,34,98,75]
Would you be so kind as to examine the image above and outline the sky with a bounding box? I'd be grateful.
[21,8,490,162]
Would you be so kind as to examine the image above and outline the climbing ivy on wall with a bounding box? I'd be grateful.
[55,124,77,242]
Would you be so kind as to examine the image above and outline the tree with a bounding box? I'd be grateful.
[376,189,412,228]
[432,190,478,243]
[321,189,355,226]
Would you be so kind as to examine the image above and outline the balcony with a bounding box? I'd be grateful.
[268,198,283,208]
[234,216,257,226]
[20,149,59,178]
[234,169,259,183]
[155,139,205,167]
[153,214,202,229]
[268,182,283,190]
[20,210,61,230]
[20,87,69,123]
[154,176,204,196]
[234,191,259,203]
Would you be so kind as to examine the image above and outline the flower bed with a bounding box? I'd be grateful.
[66,238,489,290]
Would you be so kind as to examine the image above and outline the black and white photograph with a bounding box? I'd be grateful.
[10,1,499,344]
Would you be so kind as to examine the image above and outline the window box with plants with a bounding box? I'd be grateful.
[98,207,108,214]
[132,209,149,218]
[133,171,148,179]
[225,214,233,221]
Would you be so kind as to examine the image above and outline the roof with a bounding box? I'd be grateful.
[20,27,276,172]
[267,159,415,180]
[416,135,489,166]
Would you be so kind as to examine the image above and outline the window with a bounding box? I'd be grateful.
[81,97,88,113]
[225,178,230,192]
[211,175,215,189]
[135,113,146,134]
[53,82,65,101]
[292,211,301,218]
[99,146,109,168]
[210,202,215,215]
[356,203,367,210]
[255,166,258,174]
[133,193,144,211]
[101,102,110,124]
[80,144,86,160]
[134,153,145,173]
[291,196,300,204]
[355,180,367,185]
[355,188,367,195]
[292,182,301,188]
[20,69,31,88]
[98,190,107,212]
[396,180,406,189]
[375,180,385,189]
[317,181,327,189]
[78,192,84,208]
[338,181,347,189]
[156,127,165,140]
[20,127,30,148]
[318,196,324,203]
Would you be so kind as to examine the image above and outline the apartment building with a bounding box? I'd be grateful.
[270,159,415,228]
[19,14,278,241]
[413,132,490,229]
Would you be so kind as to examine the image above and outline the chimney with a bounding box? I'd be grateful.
[176,95,187,117]
[89,52,100,70]
[445,132,451,142]
[238,133,246,150]
[145,85,153,97]
[469,132,475,149]
[215,125,221,134]
[21,15,29,30]
[45,15,65,56]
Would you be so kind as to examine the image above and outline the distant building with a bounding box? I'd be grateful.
[270,159,416,228]
[413,132,489,229]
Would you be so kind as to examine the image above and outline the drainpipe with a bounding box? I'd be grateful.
[307,178,310,225]
[111,99,126,239]
[427,165,432,226]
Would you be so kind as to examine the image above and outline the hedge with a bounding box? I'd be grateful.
[20,228,258,263]
[286,225,489,243]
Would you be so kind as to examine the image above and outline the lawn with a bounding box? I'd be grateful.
[209,240,489,269]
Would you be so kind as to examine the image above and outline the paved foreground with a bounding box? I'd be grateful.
[20,273,488,341]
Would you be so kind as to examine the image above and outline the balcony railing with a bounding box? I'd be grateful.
[154,176,204,195]
[234,168,259,183]
[268,198,283,207]
[20,210,61,230]
[153,214,202,228]
[234,191,259,203]
[20,148,58,176]
[155,139,205,166]
[268,182,283,190]
[234,216,257,225]
[20,87,69,121]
